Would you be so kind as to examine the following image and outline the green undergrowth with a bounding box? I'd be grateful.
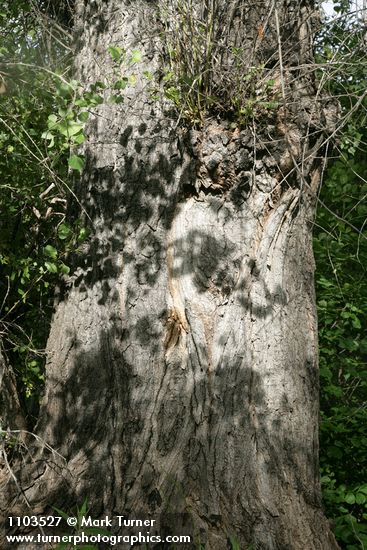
[315,137,367,550]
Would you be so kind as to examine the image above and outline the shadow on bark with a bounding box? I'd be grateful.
[1,119,337,549]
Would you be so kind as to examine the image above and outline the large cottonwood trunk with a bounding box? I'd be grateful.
[1,1,339,548]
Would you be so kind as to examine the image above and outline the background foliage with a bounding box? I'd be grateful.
[0,0,81,419]
[314,2,367,547]
[0,1,366,548]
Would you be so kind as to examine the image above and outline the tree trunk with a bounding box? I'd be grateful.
[1,1,339,548]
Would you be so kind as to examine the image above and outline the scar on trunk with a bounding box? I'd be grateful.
[164,307,188,350]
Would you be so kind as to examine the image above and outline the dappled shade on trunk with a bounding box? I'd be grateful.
[1,1,339,548]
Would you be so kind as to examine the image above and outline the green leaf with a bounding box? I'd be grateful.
[79,92,103,107]
[44,245,58,259]
[47,114,58,125]
[356,493,366,505]
[78,111,89,122]
[163,71,174,82]
[109,94,124,104]
[52,506,69,521]
[108,45,124,61]
[93,80,106,90]
[73,132,86,145]
[57,223,72,240]
[60,122,83,137]
[351,317,361,329]
[113,78,128,90]
[129,49,142,64]
[68,155,85,173]
[44,261,58,274]
[78,498,88,517]
[55,82,75,98]
[78,227,90,242]
[345,493,356,505]
[129,74,137,85]
[41,130,54,140]
[59,263,70,275]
